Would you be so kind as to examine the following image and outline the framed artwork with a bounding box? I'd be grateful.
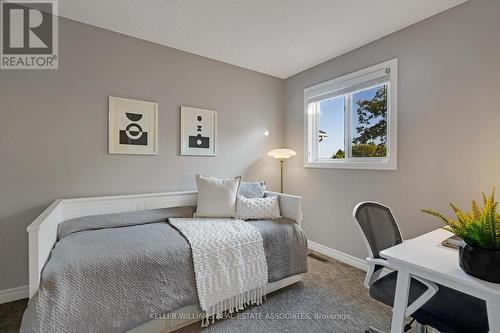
[180,106,217,156]
[109,96,158,155]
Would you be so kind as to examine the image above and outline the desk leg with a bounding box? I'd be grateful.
[390,269,411,333]
[487,300,500,333]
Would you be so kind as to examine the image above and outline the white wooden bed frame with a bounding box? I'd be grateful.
[27,190,304,333]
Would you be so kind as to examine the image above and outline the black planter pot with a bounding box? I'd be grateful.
[459,242,500,283]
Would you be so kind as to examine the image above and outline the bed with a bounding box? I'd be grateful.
[23,190,307,332]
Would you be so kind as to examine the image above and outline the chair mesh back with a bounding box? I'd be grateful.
[354,202,403,258]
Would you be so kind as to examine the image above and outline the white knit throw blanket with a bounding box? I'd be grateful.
[169,218,268,326]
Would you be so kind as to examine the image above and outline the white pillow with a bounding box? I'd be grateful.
[235,195,281,220]
[195,175,241,218]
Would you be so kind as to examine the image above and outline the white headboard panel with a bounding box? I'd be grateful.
[26,190,302,299]
[60,191,198,221]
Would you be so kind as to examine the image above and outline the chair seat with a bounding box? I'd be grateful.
[369,271,489,333]
[369,271,427,306]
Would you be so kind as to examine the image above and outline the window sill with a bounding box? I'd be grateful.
[304,160,397,170]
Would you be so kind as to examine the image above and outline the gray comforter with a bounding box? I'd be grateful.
[20,207,308,333]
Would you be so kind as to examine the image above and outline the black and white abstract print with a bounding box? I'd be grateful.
[181,107,217,156]
[119,113,148,146]
[109,97,158,155]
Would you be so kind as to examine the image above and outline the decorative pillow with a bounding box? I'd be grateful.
[235,195,281,220]
[238,181,266,198]
[195,174,242,217]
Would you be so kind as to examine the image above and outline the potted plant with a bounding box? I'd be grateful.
[422,188,500,283]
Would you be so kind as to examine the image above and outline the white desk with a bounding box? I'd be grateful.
[380,228,500,333]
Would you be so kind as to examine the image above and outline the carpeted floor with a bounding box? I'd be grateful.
[0,253,395,333]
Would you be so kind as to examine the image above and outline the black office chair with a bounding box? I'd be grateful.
[353,202,489,333]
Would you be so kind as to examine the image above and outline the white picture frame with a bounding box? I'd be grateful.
[180,106,217,156]
[109,96,158,155]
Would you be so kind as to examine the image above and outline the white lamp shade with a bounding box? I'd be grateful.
[267,148,297,159]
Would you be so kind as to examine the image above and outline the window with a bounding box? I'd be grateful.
[305,59,397,170]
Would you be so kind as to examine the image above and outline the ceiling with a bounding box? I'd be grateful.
[58,0,467,79]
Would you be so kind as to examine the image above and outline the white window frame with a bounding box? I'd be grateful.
[304,59,397,170]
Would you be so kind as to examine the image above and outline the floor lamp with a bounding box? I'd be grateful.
[267,148,297,193]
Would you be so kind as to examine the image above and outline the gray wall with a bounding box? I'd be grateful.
[0,19,284,290]
[284,0,500,260]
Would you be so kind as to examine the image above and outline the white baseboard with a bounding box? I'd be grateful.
[308,241,368,271]
[0,285,29,304]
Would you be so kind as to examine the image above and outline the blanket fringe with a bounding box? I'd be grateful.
[201,285,266,327]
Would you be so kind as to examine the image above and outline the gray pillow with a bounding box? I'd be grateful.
[239,181,266,198]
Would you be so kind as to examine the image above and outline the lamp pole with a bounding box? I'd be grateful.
[280,158,284,193]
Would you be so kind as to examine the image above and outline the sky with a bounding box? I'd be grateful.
[318,85,385,159]
[318,96,344,159]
